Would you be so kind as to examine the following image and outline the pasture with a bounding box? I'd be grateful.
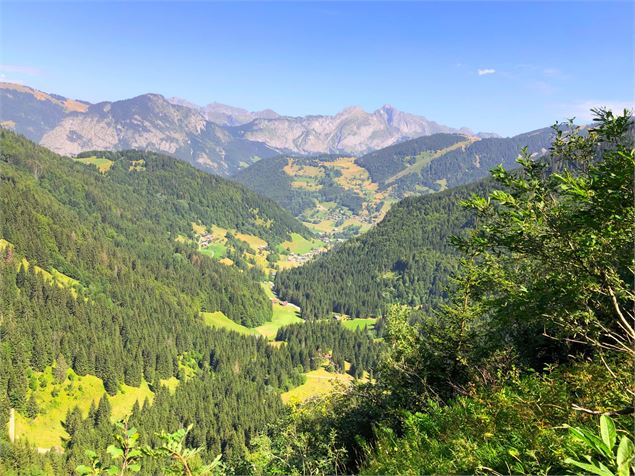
[341,317,377,332]
[281,367,353,404]
[278,232,324,254]
[73,156,113,173]
[201,311,257,336]
[15,367,155,449]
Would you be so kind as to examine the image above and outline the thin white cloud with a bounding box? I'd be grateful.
[0,64,42,76]
[563,100,634,121]
[477,68,496,76]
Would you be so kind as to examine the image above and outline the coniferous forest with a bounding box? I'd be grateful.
[1,106,633,476]
[1,0,633,473]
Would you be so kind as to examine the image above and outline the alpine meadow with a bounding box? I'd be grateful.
[0,2,633,475]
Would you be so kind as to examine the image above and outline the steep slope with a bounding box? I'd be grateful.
[39,93,279,174]
[357,133,470,183]
[0,130,313,461]
[378,128,553,197]
[233,154,385,238]
[0,82,89,141]
[233,104,466,155]
[274,180,489,319]
[0,130,309,325]
[1,82,481,174]
[0,83,280,174]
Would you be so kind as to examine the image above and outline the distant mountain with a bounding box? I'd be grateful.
[39,93,279,174]
[0,82,497,174]
[233,129,553,238]
[0,83,280,174]
[232,104,471,155]
[169,97,280,126]
[0,82,90,141]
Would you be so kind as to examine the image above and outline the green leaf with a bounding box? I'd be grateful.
[75,465,94,475]
[600,415,617,451]
[564,458,614,476]
[128,448,143,458]
[84,449,97,459]
[106,445,124,459]
[105,466,120,476]
[617,436,635,476]
[568,426,612,458]
[128,463,142,473]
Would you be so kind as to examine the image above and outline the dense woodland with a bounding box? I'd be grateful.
[0,131,313,473]
[390,127,554,192]
[275,180,489,319]
[276,321,380,378]
[357,132,468,183]
[239,110,634,475]
[1,110,633,475]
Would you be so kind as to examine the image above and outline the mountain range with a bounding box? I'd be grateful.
[0,82,495,174]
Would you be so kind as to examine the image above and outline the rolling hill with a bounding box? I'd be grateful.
[234,129,553,238]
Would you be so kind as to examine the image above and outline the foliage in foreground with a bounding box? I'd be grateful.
[76,421,222,476]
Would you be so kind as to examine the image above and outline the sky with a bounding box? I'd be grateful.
[1,1,633,136]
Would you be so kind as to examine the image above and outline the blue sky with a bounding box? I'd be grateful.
[1,1,632,136]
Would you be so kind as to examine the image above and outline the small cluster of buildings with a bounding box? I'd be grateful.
[198,233,214,247]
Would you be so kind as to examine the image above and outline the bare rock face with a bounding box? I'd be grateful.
[168,97,280,126]
[2,83,484,175]
[3,86,278,174]
[237,104,461,155]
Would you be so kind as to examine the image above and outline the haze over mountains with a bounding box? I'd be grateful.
[0,82,497,174]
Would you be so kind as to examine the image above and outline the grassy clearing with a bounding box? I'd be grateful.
[15,367,155,449]
[255,284,304,339]
[281,367,353,404]
[291,179,322,191]
[191,222,206,235]
[255,304,303,339]
[128,159,146,172]
[74,156,113,174]
[200,242,227,259]
[340,318,377,332]
[2,238,81,297]
[235,232,267,250]
[159,377,179,394]
[109,381,154,421]
[303,220,336,233]
[278,232,324,254]
[283,160,324,178]
[201,311,257,336]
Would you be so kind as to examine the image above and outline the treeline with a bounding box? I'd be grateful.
[275,180,489,319]
[276,321,380,378]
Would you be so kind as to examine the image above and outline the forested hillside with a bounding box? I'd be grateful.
[357,132,468,183]
[0,130,317,472]
[233,110,634,476]
[358,127,554,196]
[233,129,554,239]
[274,180,488,319]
